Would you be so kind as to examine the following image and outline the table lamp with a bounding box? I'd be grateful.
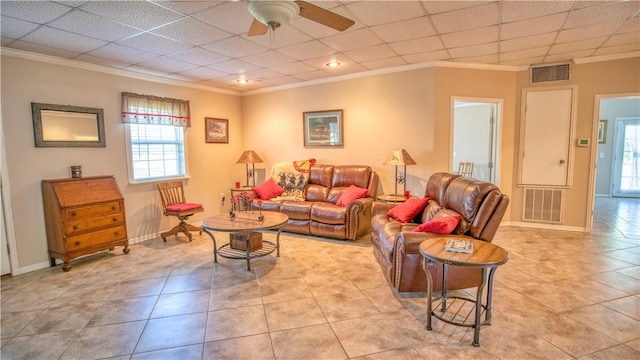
[236,150,264,187]
[383,149,416,196]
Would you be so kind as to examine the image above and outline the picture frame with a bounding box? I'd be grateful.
[205,117,228,143]
[598,119,607,144]
[303,109,344,147]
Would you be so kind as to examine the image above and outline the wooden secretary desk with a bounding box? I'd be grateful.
[41,176,130,271]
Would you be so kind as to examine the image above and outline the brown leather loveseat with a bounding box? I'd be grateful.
[371,172,509,292]
[252,164,378,240]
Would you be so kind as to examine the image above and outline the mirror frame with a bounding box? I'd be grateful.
[31,102,106,148]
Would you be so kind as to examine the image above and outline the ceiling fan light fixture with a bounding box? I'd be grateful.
[248,1,300,30]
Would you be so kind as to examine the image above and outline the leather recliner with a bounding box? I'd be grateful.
[371,172,509,292]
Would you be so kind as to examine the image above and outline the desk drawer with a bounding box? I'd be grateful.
[64,213,125,235]
[65,226,127,251]
[64,202,122,221]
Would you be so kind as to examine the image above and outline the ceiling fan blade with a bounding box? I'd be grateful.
[295,0,355,31]
[247,18,268,36]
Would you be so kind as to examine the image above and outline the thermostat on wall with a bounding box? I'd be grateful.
[577,138,590,147]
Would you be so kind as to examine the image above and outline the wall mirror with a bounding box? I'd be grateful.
[31,102,106,147]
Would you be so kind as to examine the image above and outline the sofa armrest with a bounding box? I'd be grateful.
[372,201,398,216]
[345,197,375,240]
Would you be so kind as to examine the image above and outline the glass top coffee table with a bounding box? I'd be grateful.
[201,212,288,271]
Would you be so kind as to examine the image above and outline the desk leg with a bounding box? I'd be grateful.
[202,228,218,264]
[473,267,488,347]
[423,257,434,331]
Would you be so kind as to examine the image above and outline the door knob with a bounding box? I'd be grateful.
[559,159,565,164]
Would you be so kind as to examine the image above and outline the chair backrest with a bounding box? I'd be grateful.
[458,162,474,177]
[157,181,186,209]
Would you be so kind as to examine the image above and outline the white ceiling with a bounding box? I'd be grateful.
[2,1,639,94]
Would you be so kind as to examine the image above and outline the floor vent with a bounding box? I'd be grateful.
[523,188,563,223]
[531,63,570,83]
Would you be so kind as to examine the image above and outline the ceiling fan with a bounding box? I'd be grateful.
[247,0,355,36]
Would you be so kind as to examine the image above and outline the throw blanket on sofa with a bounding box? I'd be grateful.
[271,159,316,200]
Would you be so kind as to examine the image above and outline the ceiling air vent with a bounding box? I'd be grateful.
[530,63,570,83]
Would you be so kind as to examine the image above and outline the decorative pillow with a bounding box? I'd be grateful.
[336,185,369,207]
[270,159,316,200]
[412,214,462,234]
[253,178,285,200]
[386,197,429,223]
[166,202,202,212]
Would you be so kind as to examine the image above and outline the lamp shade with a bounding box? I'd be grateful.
[236,150,264,164]
[383,149,416,166]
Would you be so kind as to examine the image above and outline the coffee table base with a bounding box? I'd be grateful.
[203,228,282,271]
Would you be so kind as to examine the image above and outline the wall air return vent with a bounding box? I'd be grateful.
[522,188,563,224]
[530,63,570,83]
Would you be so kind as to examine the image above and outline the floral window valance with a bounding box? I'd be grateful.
[121,92,191,127]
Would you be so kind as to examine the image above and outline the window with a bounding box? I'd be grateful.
[121,92,191,183]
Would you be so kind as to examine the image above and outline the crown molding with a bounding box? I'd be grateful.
[572,51,640,64]
[0,47,241,96]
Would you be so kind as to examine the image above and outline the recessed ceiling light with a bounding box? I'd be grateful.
[236,79,249,84]
[326,61,341,68]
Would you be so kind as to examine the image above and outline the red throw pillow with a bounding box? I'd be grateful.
[253,178,285,200]
[336,185,369,206]
[166,202,202,212]
[386,197,429,223]
[413,214,462,234]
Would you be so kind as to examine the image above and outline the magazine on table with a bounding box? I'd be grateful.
[445,239,473,254]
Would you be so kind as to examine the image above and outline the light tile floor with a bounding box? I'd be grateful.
[1,197,638,359]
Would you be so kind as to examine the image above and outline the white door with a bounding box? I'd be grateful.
[612,118,640,197]
[1,185,10,275]
[452,99,501,183]
[521,88,574,186]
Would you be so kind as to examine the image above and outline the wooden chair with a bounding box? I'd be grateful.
[458,162,474,177]
[157,181,204,242]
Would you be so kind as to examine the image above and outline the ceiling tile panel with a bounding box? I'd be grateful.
[564,1,640,29]
[244,26,313,49]
[593,43,640,56]
[81,1,182,30]
[324,62,368,76]
[203,36,268,58]
[192,2,254,35]
[176,66,230,81]
[556,20,626,44]
[500,13,567,41]
[453,53,498,64]
[549,37,608,55]
[270,61,317,75]
[241,50,296,67]
[117,33,192,56]
[440,25,498,48]
[448,42,498,58]
[8,40,80,59]
[263,75,300,86]
[74,54,130,69]
[277,40,337,61]
[362,56,407,70]
[167,47,230,67]
[500,32,557,53]
[402,49,450,63]
[48,10,140,42]
[0,16,40,39]
[421,1,494,15]
[244,68,286,81]
[616,17,640,34]
[123,64,171,77]
[388,36,444,55]
[370,16,436,43]
[345,1,425,26]
[86,43,159,64]
[293,70,333,81]
[152,17,232,46]
[137,56,200,74]
[500,46,549,62]
[321,28,384,52]
[344,44,397,62]
[207,59,260,74]
[153,1,219,15]
[430,2,498,34]
[0,1,72,23]
[22,27,107,53]
[544,50,594,63]
[501,1,573,23]
[604,32,640,47]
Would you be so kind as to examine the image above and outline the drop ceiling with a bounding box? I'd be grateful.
[1,1,639,94]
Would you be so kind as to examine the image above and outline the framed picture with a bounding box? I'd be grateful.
[598,120,607,144]
[205,117,228,143]
[303,109,344,147]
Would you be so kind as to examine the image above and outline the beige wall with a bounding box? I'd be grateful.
[1,56,243,271]
[2,54,639,272]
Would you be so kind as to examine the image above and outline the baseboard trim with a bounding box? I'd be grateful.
[509,221,585,232]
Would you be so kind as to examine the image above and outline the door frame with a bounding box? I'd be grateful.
[0,104,19,275]
[449,96,503,186]
[587,92,640,231]
[612,117,640,198]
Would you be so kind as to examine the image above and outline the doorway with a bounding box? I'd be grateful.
[612,118,640,198]
[451,98,502,184]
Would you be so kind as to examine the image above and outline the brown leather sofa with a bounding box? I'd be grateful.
[371,172,509,292]
[252,164,378,240]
